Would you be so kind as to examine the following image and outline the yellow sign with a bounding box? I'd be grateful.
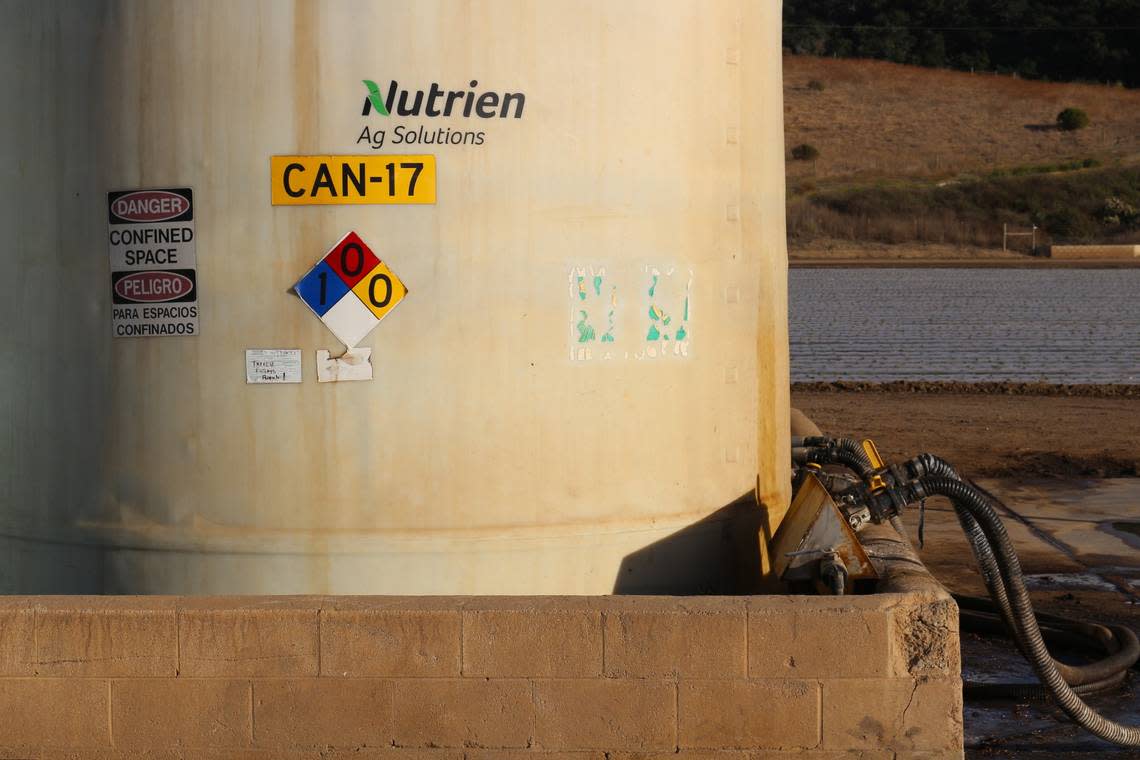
[270,155,436,205]
[352,260,408,321]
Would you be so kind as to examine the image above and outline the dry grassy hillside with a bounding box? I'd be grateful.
[783,56,1140,257]
[784,56,1140,185]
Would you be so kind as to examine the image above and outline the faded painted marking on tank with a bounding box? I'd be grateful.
[569,266,616,360]
[569,266,692,361]
[637,266,692,360]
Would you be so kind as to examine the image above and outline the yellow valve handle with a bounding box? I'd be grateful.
[862,439,888,491]
[862,439,886,470]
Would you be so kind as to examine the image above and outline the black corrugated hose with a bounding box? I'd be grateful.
[802,444,1140,745]
[956,594,1136,699]
[894,511,1135,699]
[793,436,874,477]
[916,473,1140,746]
[907,455,1140,696]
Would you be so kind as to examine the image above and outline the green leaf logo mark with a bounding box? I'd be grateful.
[362,80,389,116]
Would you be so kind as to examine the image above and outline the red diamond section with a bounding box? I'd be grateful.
[324,231,380,289]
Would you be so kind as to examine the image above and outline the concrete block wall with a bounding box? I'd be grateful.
[0,594,962,758]
[1050,244,1140,259]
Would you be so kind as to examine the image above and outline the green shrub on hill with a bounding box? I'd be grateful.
[1100,197,1139,227]
[792,143,820,161]
[1042,206,1098,238]
[1057,108,1090,131]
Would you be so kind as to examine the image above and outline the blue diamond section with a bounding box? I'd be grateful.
[295,260,351,317]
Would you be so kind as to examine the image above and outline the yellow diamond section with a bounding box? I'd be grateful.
[352,260,408,320]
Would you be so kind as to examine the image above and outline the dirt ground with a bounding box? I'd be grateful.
[793,383,1140,756]
[792,382,1140,479]
[788,240,1140,268]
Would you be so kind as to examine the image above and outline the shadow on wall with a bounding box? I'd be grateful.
[0,535,105,594]
[613,491,768,595]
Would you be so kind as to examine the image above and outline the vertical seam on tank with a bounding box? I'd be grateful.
[729,3,745,469]
[731,4,743,258]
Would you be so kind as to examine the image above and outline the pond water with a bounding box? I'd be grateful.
[789,268,1140,382]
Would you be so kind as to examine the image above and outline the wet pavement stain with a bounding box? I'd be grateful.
[1105,520,1140,551]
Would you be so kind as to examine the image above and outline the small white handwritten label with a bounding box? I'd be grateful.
[245,349,302,384]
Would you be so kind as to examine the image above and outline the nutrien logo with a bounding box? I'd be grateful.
[362,80,390,116]
[361,79,525,119]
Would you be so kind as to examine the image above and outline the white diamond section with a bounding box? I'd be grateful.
[321,294,380,349]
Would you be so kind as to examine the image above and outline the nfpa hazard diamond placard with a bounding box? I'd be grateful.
[294,231,408,348]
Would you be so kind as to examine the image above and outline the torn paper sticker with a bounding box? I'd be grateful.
[317,347,373,383]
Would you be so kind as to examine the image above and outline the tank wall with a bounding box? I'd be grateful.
[743,0,793,559]
[0,0,789,594]
[0,2,111,589]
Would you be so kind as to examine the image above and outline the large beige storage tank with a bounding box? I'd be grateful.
[0,1,789,594]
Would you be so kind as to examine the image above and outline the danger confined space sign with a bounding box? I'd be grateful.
[107,188,199,337]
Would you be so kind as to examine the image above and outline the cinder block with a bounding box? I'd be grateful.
[748,606,891,679]
[321,610,460,677]
[0,678,110,747]
[611,753,893,759]
[466,752,604,760]
[603,608,746,678]
[321,596,477,612]
[0,748,38,760]
[179,608,319,676]
[112,679,252,748]
[37,752,465,760]
[296,752,462,760]
[35,608,177,676]
[392,679,533,748]
[462,609,602,677]
[678,680,819,750]
[890,598,961,677]
[39,751,273,759]
[0,608,34,675]
[822,677,963,752]
[533,680,675,750]
[253,679,393,748]
[452,597,598,613]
